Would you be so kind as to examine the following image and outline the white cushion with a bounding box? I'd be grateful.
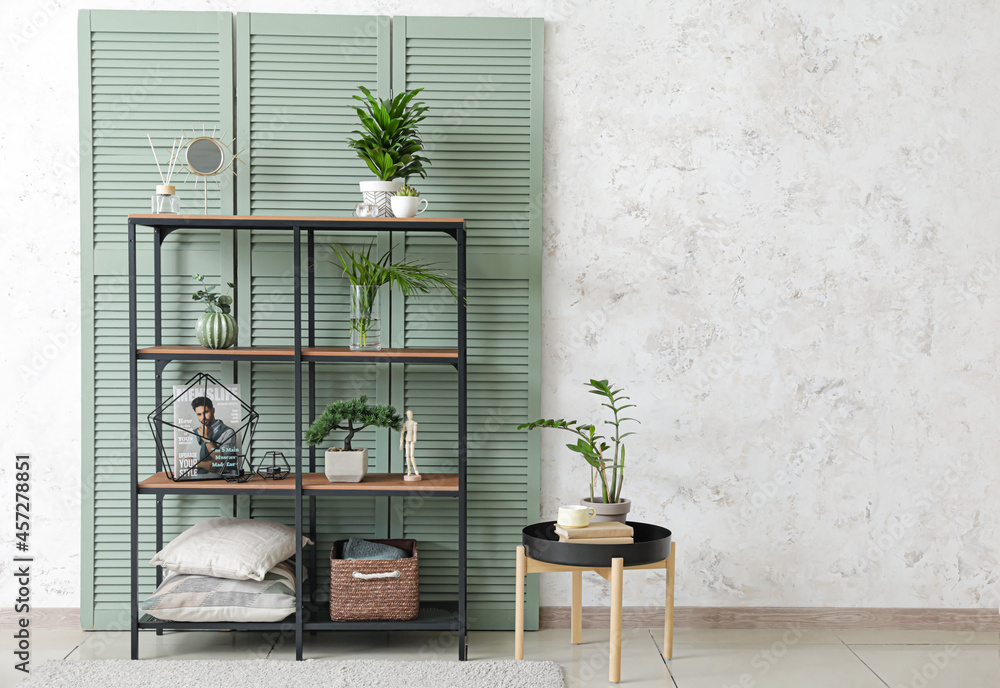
[149,517,312,581]
[140,561,297,622]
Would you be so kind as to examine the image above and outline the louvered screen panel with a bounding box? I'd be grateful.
[81,10,234,629]
[237,13,388,216]
[91,274,229,617]
[393,16,543,630]
[397,19,537,254]
[235,14,392,603]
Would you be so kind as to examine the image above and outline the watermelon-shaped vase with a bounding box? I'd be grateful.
[196,312,237,349]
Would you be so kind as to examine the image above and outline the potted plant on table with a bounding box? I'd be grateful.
[305,396,403,483]
[191,273,237,349]
[348,85,429,217]
[518,380,639,523]
[391,184,428,219]
[329,242,457,351]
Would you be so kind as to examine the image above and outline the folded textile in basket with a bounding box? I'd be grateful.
[342,537,408,560]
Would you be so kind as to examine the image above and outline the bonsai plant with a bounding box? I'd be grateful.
[329,242,457,351]
[518,379,639,522]
[191,273,237,349]
[391,184,428,218]
[348,85,430,216]
[305,395,403,482]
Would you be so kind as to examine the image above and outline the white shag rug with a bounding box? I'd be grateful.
[18,659,564,688]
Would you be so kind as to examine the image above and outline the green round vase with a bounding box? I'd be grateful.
[196,312,238,349]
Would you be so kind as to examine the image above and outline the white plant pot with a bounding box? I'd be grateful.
[324,448,368,483]
[581,496,631,523]
[359,180,404,217]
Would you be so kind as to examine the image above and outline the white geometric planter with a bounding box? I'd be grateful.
[359,180,404,217]
[324,448,368,483]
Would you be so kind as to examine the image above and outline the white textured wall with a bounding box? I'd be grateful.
[2,0,998,612]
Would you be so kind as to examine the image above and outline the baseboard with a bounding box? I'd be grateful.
[0,607,81,629]
[5,606,997,632]
[540,606,1000,632]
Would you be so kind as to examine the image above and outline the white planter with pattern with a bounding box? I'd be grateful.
[359,180,404,217]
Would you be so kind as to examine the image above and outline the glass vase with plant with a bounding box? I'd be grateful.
[330,242,457,350]
[518,380,639,522]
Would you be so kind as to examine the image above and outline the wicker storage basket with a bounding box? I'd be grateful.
[329,539,419,621]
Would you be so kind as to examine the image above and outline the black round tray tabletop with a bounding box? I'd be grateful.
[522,521,671,568]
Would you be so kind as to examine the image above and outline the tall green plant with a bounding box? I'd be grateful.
[329,242,457,347]
[518,380,638,504]
[347,86,430,181]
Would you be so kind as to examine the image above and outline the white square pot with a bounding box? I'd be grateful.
[324,448,368,483]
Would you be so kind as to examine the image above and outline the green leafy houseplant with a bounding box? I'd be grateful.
[348,86,430,181]
[330,242,457,349]
[305,396,403,451]
[518,380,638,504]
[191,273,234,314]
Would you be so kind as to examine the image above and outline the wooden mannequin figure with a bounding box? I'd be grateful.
[400,409,420,481]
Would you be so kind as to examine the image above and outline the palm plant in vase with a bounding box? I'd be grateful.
[518,379,639,522]
[330,242,457,351]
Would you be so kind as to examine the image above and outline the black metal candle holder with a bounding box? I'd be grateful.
[221,454,253,483]
[256,451,290,480]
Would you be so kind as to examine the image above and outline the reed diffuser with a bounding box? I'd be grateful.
[148,133,184,214]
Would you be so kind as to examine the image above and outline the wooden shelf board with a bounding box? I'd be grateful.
[136,346,458,362]
[138,472,459,495]
[130,214,465,223]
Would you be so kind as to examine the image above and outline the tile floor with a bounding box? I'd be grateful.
[2,627,997,687]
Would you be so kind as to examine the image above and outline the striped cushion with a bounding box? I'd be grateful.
[140,561,296,622]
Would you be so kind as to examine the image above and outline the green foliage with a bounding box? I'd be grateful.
[395,184,419,197]
[191,274,235,315]
[329,242,458,344]
[304,395,403,451]
[517,380,638,504]
[347,85,430,182]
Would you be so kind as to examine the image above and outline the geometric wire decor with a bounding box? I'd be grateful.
[147,372,258,482]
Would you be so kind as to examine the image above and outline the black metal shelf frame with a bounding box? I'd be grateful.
[127,216,468,661]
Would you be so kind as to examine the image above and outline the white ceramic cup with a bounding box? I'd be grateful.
[557,505,596,528]
[390,196,428,219]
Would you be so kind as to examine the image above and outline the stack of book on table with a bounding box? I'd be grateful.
[554,521,634,544]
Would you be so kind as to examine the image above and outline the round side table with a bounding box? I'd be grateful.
[514,521,674,684]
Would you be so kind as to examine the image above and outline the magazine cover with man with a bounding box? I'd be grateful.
[173,382,243,480]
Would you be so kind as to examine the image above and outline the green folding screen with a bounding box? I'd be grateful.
[80,10,541,631]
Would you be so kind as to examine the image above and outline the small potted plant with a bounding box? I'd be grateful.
[518,380,639,523]
[391,185,428,219]
[191,274,237,349]
[305,396,403,483]
[348,86,429,216]
[329,242,457,351]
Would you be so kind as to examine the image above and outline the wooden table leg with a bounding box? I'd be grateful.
[571,570,583,644]
[515,545,526,660]
[665,542,675,660]
[610,557,624,683]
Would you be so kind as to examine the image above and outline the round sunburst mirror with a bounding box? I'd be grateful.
[173,127,245,213]
[186,136,226,176]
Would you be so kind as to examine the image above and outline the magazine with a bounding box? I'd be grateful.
[172,382,243,480]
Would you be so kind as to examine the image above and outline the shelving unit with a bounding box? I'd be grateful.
[127,214,467,661]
